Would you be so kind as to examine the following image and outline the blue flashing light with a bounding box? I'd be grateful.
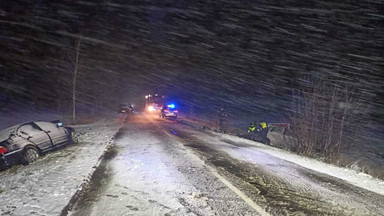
[167,104,175,109]
[170,128,178,135]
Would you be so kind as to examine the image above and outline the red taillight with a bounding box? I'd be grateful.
[0,146,7,154]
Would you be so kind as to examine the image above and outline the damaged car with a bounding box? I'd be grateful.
[0,120,77,168]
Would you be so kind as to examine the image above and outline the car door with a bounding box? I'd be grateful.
[35,121,68,146]
[17,123,52,150]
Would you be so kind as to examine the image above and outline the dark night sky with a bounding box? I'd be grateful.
[1,0,383,122]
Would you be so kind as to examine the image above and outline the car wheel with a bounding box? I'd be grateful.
[23,146,39,164]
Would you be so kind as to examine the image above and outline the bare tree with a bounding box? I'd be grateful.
[291,74,358,157]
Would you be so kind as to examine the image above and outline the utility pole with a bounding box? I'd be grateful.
[72,38,81,124]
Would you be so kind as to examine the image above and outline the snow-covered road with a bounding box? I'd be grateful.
[2,114,383,216]
[69,115,384,216]
[70,115,265,216]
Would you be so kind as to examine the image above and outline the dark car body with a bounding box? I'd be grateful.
[160,106,178,118]
[267,123,298,150]
[0,121,76,167]
[118,104,133,114]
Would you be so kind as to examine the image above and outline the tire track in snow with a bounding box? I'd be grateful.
[163,119,382,215]
[159,122,271,216]
[204,164,271,216]
[70,115,262,215]
[149,117,263,215]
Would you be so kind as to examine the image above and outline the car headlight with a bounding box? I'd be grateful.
[148,106,155,112]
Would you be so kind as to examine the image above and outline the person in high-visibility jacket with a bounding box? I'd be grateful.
[248,121,256,133]
[257,121,270,145]
[248,121,270,144]
[248,121,257,140]
[257,121,268,132]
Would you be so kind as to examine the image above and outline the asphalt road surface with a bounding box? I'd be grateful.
[69,114,384,216]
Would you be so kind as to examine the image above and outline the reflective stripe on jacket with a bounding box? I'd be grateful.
[249,126,256,131]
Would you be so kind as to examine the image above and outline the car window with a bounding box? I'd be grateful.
[18,123,42,136]
[0,125,19,142]
[35,121,59,132]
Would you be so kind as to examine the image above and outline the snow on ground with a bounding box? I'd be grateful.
[204,129,384,197]
[179,118,384,196]
[182,113,384,181]
[170,120,384,215]
[71,126,215,216]
[69,117,262,216]
[0,119,120,216]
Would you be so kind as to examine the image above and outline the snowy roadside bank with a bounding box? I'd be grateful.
[0,119,121,216]
[218,133,384,197]
[180,115,384,181]
[178,118,384,197]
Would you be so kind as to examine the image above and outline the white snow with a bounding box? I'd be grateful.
[169,120,384,214]
[2,115,383,215]
[0,119,120,216]
[69,117,261,216]
[176,119,384,197]
[215,132,384,197]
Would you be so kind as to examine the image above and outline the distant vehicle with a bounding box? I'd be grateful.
[118,104,133,114]
[0,121,77,167]
[160,104,178,118]
[145,94,165,113]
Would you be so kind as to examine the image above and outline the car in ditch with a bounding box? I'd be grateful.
[267,123,298,150]
[0,120,77,168]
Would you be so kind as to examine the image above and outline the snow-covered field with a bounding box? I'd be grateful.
[0,119,120,216]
